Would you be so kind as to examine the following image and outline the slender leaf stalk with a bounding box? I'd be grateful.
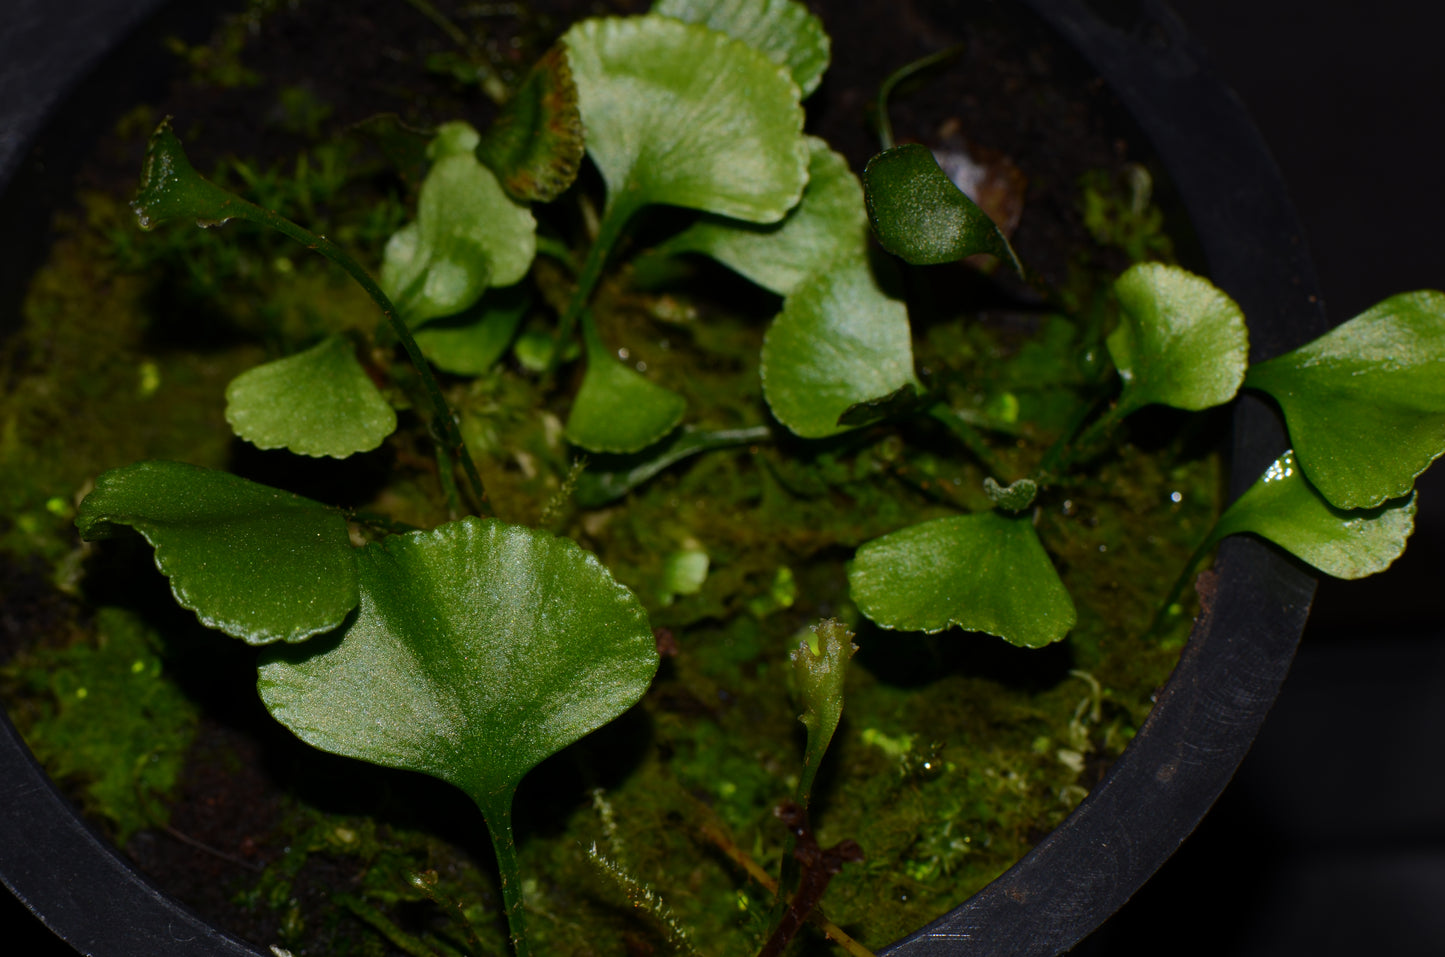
[928,403,1010,481]
[1035,396,1126,481]
[477,793,530,957]
[875,44,966,150]
[551,197,638,370]
[1146,522,1222,639]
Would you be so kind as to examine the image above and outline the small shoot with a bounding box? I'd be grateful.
[655,137,867,296]
[225,336,397,458]
[474,44,585,203]
[862,143,1023,275]
[1107,263,1249,417]
[258,517,660,957]
[651,0,831,97]
[75,462,358,645]
[760,256,919,438]
[983,476,1038,512]
[1243,290,1445,509]
[848,512,1076,648]
[1212,451,1416,579]
[380,121,537,326]
[788,619,856,815]
[770,620,858,951]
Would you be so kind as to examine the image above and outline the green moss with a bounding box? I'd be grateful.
[1,607,199,843]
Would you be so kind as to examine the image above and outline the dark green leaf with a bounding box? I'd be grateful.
[863,143,1022,273]
[131,118,255,229]
[760,255,919,438]
[848,511,1076,647]
[475,44,585,203]
[652,0,830,96]
[225,336,397,458]
[258,516,658,805]
[1213,452,1416,579]
[1107,263,1248,415]
[1243,290,1445,508]
[564,14,808,224]
[565,321,688,453]
[75,461,357,644]
[658,137,867,296]
[381,122,537,326]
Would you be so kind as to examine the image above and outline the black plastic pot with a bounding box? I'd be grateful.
[0,1,1324,954]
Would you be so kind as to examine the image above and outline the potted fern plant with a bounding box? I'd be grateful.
[3,1,1439,956]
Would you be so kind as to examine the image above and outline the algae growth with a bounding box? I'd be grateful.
[0,1,1209,954]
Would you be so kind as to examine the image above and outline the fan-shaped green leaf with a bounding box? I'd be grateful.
[381,122,537,326]
[656,137,865,295]
[848,511,1076,648]
[760,255,919,438]
[75,461,358,644]
[1107,263,1248,415]
[226,336,397,458]
[862,143,1022,273]
[257,515,658,808]
[414,286,529,376]
[563,15,808,225]
[652,0,830,96]
[565,321,688,453]
[1242,290,1445,509]
[475,44,585,203]
[1213,452,1416,579]
[131,118,249,229]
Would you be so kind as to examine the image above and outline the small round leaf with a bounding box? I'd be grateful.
[760,256,919,438]
[414,287,529,376]
[1106,263,1249,415]
[565,328,688,453]
[381,124,537,326]
[564,15,808,224]
[225,336,397,458]
[848,511,1076,648]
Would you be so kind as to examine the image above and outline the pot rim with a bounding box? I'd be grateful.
[0,2,1322,955]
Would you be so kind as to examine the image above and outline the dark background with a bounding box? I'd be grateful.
[5,0,1445,953]
[1079,1,1445,954]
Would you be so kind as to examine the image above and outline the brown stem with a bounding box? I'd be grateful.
[757,802,865,957]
